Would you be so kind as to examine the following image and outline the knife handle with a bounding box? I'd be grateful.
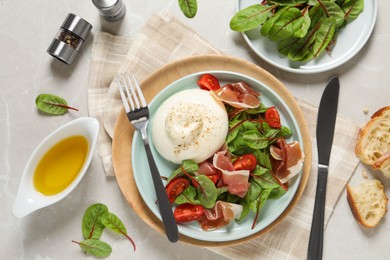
[308,166,328,260]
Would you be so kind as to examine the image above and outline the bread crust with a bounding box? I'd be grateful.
[346,184,369,227]
[346,180,388,228]
[355,106,390,177]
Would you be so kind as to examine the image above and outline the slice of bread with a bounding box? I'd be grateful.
[346,179,388,228]
[355,106,390,178]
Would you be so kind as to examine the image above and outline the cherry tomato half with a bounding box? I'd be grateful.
[174,203,204,222]
[233,154,257,172]
[165,178,190,203]
[265,106,281,128]
[197,74,221,91]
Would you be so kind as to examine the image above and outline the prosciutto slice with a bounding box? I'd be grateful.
[198,160,220,176]
[213,154,250,198]
[197,143,230,176]
[211,82,261,109]
[270,139,304,183]
[198,201,243,231]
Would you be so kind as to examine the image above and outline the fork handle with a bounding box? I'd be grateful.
[143,140,179,243]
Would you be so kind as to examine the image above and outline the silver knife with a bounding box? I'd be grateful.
[308,76,340,260]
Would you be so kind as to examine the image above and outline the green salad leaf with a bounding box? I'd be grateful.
[178,0,197,18]
[35,93,78,115]
[196,175,218,209]
[230,0,364,62]
[101,212,136,251]
[82,203,108,240]
[230,4,275,32]
[73,239,112,257]
[75,203,136,257]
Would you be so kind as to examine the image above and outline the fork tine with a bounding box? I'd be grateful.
[129,72,147,108]
[116,74,131,113]
[122,74,136,111]
[124,73,140,109]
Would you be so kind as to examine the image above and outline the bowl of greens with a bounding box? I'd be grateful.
[231,0,377,73]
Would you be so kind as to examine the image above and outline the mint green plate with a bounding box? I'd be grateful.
[132,71,304,242]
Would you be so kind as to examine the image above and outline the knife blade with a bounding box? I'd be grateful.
[308,76,340,260]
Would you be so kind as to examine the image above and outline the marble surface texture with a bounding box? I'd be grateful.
[1,0,389,259]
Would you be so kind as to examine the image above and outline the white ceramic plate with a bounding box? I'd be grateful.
[237,0,377,74]
[131,71,304,242]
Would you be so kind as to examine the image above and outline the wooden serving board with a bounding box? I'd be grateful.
[111,55,311,246]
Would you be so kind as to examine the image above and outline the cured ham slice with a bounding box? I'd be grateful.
[198,160,220,176]
[198,201,243,231]
[270,139,304,183]
[213,154,250,198]
[211,82,261,109]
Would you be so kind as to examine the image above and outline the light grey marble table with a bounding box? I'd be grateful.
[1,1,388,259]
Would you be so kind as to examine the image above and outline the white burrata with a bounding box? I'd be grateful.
[152,89,229,164]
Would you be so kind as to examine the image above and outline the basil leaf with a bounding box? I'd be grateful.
[82,203,108,240]
[195,175,218,209]
[230,4,274,32]
[35,93,76,115]
[77,239,112,257]
[178,0,197,18]
[342,0,364,22]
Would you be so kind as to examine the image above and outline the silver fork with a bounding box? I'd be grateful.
[117,72,179,243]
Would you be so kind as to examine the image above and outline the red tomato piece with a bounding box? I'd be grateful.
[197,74,221,91]
[265,106,281,128]
[165,178,190,203]
[233,154,257,172]
[174,203,204,222]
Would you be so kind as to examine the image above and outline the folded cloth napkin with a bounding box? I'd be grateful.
[87,12,360,260]
[88,12,220,176]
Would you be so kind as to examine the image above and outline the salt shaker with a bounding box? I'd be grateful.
[92,0,126,22]
[47,13,92,65]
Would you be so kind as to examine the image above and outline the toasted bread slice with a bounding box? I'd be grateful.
[355,106,390,177]
[346,179,388,228]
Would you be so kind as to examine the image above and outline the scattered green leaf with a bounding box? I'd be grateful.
[82,203,108,240]
[73,203,136,258]
[178,0,197,18]
[35,93,78,115]
[101,212,136,251]
[72,239,112,257]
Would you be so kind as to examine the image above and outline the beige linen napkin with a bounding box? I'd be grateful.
[87,12,360,260]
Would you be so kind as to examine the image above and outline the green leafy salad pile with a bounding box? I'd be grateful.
[230,0,364,62]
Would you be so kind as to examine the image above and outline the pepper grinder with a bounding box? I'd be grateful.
[92,0,126,22]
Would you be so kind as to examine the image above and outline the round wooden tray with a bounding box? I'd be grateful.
[112,54,311,246]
